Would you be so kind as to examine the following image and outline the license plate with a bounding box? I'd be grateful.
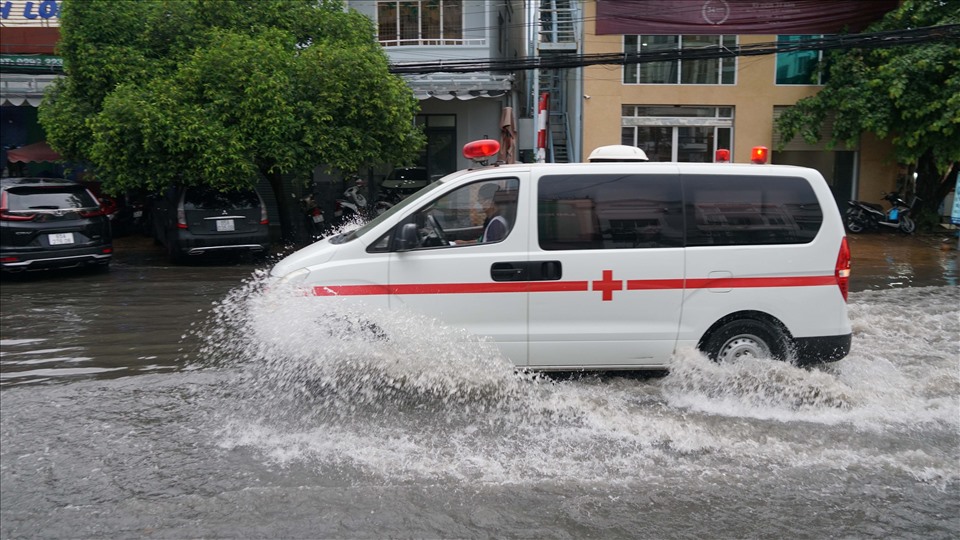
[133,210,143,218]
[49,233,74,245]
[312,214,324,224]
[216,219,235,232]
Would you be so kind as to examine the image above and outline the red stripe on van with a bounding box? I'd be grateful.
[683,276,837,289]
[313,281,590,296]
[626,279,685,290]
[311,276,834,297]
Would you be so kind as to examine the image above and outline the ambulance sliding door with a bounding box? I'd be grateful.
[527,170,685,368]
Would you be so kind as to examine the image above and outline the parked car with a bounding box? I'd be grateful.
[80,182,150,237]
[150,184,270,263]
[0,177,113,273]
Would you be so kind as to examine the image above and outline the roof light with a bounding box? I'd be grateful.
[751,146,769,164]
[715,149,730,163]
[587,145,648,162]
[463,139,500,164]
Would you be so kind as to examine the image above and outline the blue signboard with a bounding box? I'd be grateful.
[0,1,61,22]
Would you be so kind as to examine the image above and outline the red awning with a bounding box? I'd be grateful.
[6,141,62,163]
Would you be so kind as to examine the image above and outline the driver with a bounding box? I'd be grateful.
[455,183,508,245]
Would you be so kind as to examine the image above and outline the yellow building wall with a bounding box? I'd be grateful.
[579,2,897,201]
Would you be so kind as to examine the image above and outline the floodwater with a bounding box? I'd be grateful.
[1,233,958,539]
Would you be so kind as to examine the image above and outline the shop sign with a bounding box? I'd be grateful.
[595,0,898,35]
[0,54,62,69]
[1,1,61,25]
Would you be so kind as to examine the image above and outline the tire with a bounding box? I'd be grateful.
[701,319,789,363]
[167,232,185,264]
[845,211,865,233]
[899,216,916,234]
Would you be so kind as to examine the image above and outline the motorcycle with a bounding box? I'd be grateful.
[301,193,326,241]
[845,192,919,234]
[333,179,392,224]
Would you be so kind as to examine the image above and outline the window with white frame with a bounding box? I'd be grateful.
[621,106,734,163]
[377,1,463,46]
[623,35,737,85]
[776,35,829,85]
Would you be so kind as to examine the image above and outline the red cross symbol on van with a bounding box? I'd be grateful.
[592,270,623,301]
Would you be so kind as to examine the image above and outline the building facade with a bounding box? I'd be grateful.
[577,0,901,206]
[1,0,63,177]
[2,0,909,209]
[348,0,524,179]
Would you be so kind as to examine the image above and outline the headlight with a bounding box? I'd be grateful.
[276,267,310,286]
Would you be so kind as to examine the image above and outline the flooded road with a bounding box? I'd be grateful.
[1,233,958,538]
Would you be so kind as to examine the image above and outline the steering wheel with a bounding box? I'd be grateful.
[425,214,448,245]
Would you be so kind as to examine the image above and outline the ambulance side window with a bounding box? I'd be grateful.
[538,174,683,250]
[683,175,822,246]
[395,178,520,250]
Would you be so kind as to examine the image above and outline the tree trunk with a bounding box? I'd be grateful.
[264,169,297,246]
[914,150,940,214]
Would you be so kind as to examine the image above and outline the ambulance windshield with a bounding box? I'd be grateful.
[336,179,447,243]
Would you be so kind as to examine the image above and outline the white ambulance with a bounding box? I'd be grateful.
[270,141,852,370]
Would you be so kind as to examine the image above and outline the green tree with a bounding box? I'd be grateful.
[776,0,960,221]
[39,0,424,241]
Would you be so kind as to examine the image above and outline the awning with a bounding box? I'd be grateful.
[1,73,61,106]
[498,107,517,164]
[402,72,513,101]
[6,141,62,163]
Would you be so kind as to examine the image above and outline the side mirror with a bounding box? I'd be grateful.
[394,223,419,252]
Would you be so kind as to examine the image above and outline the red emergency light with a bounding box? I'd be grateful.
[715,149,730,163]
[751,146,769,164]
[463,139,501,163]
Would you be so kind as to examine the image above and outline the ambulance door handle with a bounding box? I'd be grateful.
[491,261,562,281]
[491,262,527,281]
[537,260,562,281]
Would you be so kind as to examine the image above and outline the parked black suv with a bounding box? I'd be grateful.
[0,177,113,273]
[150,185,270,263]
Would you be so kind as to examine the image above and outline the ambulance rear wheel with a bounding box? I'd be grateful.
[703,319,788,363]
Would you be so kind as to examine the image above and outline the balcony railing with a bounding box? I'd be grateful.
[539,0,577,51]
[379,38,487,47]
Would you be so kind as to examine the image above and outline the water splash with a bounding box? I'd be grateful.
[661,348,856,413]
[197,272,543,429]
[196,277,959,485]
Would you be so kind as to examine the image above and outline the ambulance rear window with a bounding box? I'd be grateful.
[537,173,823,250]
[683,175,822,246]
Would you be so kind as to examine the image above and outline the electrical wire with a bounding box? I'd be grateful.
[389,24,960,74]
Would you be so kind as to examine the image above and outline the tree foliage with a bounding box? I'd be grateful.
[39,0,424,238]
[775,0,960,215]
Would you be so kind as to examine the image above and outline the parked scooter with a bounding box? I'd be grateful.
[333,178,392,224]
[845,192,919,234]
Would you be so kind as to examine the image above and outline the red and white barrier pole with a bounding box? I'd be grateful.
[536,92,549,163]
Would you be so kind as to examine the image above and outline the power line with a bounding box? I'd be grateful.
[388,24,960,74]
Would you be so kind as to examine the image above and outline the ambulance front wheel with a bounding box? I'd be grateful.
[702,319,788,363]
